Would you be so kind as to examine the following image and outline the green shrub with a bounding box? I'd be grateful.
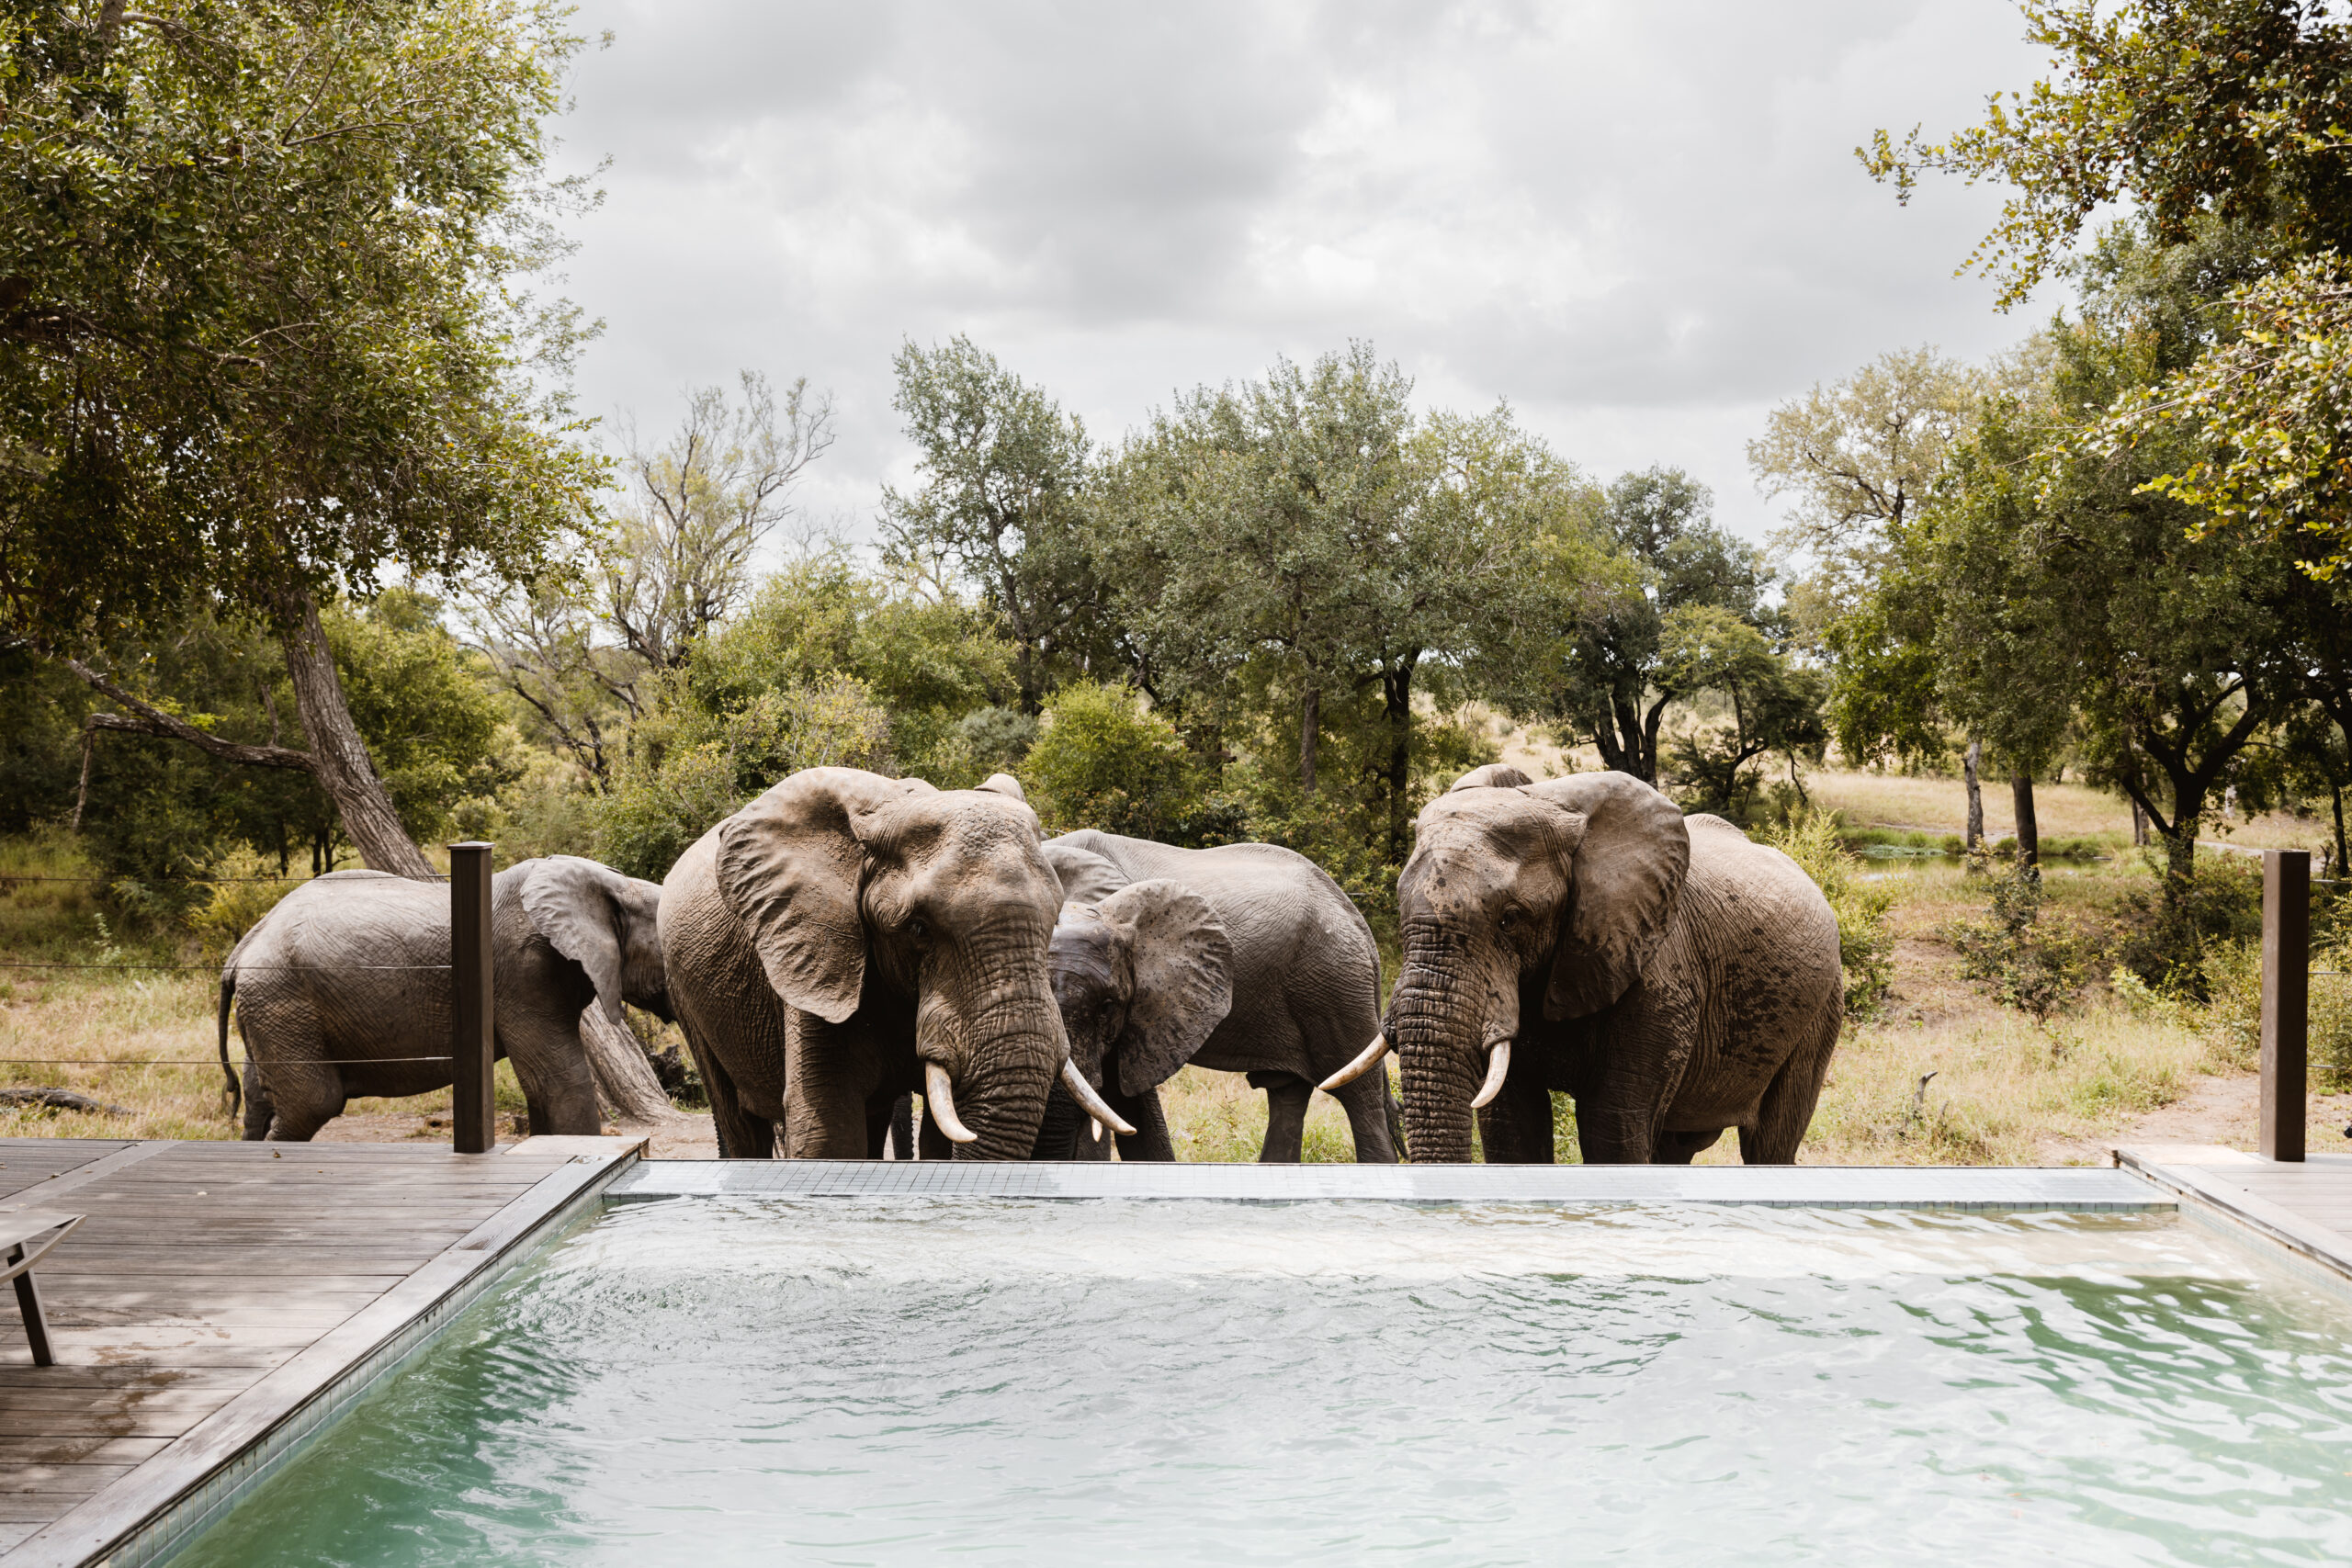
[1950,856,2106,1022]
[596,674,894,881]
[2197,932,2352,1082]
[1022,681,1213,842]
[1756,811,1896,1020]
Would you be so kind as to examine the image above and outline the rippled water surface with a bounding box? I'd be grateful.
[176,1200,2352,1567]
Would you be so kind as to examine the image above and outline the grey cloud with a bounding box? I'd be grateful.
[552,0,2053,540]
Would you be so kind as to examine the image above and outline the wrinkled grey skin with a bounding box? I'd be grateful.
[1030,831,1400,1163]
[659,767,1070,1161]
[1391,765,1841,1164]
[220,857,671,1141]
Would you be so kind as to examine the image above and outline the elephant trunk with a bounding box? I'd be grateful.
[919,979,1064,1162]
[1389,931,1515,1164]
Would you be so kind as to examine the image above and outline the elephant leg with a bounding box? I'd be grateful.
[1329,1070,1400,1164]
[865,1094,897,1159]
[1741,1008,1840,1165]
[888,1093,919,1159]
[1251,1070,1311,1163]
[263,1076,345,1143]
[239,1059,276,1141]
[1475,1061,1554,1163]
[499,1021,602,1137]
[1654,1128,1724,1165]
[1385,1077,1408,1163]
[694,1038,774,1159]
[917,1105,955,1160]
[1111,1085,1175,1162]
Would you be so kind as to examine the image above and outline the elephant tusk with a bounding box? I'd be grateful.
[1061,1057,1137,1137]
[923,1061,978,1145]
[1469,1038,1512,1111]
[1091,1117,1103,1144]
[1317,1032,1389,1093]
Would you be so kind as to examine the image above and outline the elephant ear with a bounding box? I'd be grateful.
[1041,839,1132,907]
[518,857,633,1027]
[1451,761,1532,791]
[715,767,923,1023]
[1095,879,1233,1096]
[975,773,1027,801]
[1521,771,1690,1021]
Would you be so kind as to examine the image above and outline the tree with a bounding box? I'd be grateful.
[603,373,834,674]
[1747,345,1980,640]
[1865,0,2352,575]
[0,0,599,876]
[1656,606,1829,816]
[1510,468,1773,787]
[1021,681,1207,841]
[880,338,1098,715]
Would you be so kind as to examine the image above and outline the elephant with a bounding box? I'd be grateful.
[658,767,1129,1160]
[219,855,673,1142]
[1028,830,1402,1163]
[1025,879,1235,1162]
[1341,764,1841,1164]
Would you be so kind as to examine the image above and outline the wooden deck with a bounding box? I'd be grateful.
[0,1135,643,1568]
[2119,1145,2352,1287]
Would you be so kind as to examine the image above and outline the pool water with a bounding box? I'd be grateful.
[176,1200,2352,1566]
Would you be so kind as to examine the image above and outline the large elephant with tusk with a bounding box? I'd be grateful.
[659,767,1130,1159]
[1031,831,1401,1163]
[1374,764,1841,1164]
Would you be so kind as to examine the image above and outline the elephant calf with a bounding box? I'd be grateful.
[1363,766,1842,1164]
[220,856,673,1141]
[1033,831,1401,1163]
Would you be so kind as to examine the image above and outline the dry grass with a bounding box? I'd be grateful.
[1805,764,2333,855]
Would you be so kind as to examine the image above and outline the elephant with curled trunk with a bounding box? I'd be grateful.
[1029,831,1401,1163]
[1350,764,1840,1164]
[220,856,672,1141]
[660,767,1126,1160]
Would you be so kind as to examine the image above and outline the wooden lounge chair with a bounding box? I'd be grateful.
[3,1211,81,1366]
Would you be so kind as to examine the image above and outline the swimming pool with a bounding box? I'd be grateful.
[171,1197,2352,1566]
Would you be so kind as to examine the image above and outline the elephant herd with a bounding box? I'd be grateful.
[218,761,1844,1164]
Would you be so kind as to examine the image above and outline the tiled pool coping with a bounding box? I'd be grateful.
[609,1160,2172,1209]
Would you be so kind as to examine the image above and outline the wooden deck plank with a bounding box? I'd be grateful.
[0,1135,642,1564]
[2118,1145,2352,1285]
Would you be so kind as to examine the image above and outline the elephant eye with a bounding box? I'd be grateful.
[908,917,929,940]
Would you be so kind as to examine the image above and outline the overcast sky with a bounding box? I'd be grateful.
[548,0,2058,547]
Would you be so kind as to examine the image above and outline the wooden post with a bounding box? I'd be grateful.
[449,842,495,1155]
[2260,848,2310,1163]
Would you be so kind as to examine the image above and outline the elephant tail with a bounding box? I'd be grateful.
[216,963,242,1119]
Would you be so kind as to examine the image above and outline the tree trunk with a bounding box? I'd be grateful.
[1298,683,1320,796]
[1384,658,1416,865]
[578,1007,675,1124]
[1962,738,1984,850]
[2009,771,2040,872]
[278,596,435,879]
[2132,795,2150,847]
[2332,784,2347,882]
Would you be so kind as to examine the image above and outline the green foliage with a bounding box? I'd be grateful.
[880,336,1100,712]
[2106,849,2266,989]
[1950,857,2106,1022]
[0,0,602,642]
[2196,928,2352,1081]
[321,591,513,843]
[1757,812,1896,1020]
[1657,606,1829,817]
[596,674,894,882]
[1022,682,1213,842]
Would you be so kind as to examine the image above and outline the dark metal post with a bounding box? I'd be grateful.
[449,842,495,1155]
[10,1244,52,1366]
[2260,848,2310,1163]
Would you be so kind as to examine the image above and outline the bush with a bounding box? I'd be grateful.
[2108,850,2264,990]
[1950,856,2106,1022]
[596,674,894,882]
[2196,931,2352,1082]
[1022,681,1212,841]
[1756,811,1896,1021]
